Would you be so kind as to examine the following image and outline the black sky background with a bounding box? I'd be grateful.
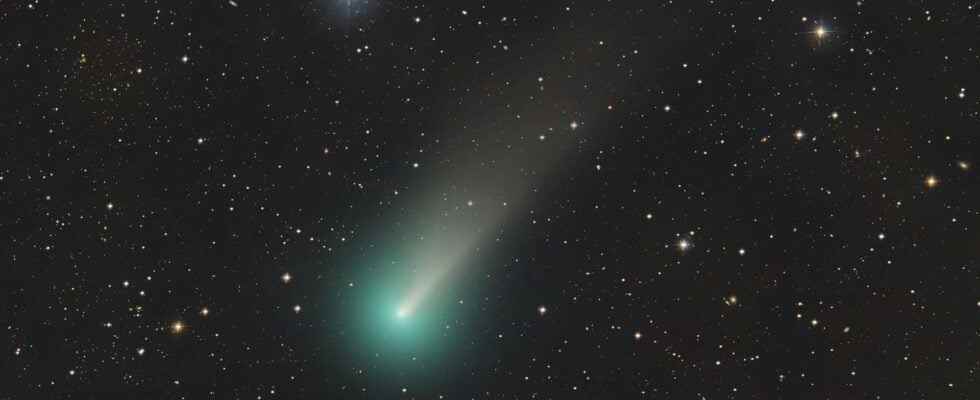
[3,0,980,398]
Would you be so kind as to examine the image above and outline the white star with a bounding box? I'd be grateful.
[677,239,690,251]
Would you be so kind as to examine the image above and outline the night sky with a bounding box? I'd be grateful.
[4,0,980,398]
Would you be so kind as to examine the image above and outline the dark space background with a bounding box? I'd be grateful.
[2,0,979,398]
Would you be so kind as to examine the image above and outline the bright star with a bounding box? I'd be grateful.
[677,239,691,251]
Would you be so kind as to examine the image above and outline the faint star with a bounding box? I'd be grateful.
[570,121,579,130]
[538,306,547,315]
[793,130,805,140]
[293,305,301,313]
[281,272,292,284]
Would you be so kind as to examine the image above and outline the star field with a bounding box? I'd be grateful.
[3,0,980,398]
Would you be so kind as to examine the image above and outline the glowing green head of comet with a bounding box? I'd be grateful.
[338,176,516,374]
[344,250,468,364]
